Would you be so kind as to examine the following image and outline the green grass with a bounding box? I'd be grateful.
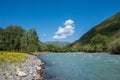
[0,51,28,64]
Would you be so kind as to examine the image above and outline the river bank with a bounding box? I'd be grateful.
[0,54,44,80]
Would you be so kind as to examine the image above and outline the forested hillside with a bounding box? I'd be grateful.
[69,12,120,54]
[0,25,41,52]
[44,41,70,47]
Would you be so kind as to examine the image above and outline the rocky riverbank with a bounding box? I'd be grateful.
[0,54,44,80]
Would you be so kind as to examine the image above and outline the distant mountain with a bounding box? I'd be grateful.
[69,12,120,53]
[44,41,70,47]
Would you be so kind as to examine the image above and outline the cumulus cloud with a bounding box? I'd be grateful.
[64,19,74,26]
[53,19,75,39]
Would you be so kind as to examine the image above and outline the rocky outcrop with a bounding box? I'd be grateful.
[0,54,44,80]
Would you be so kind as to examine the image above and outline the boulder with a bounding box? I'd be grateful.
[16,68,27,77]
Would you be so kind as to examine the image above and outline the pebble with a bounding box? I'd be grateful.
[0,55,44,80]
[36,66,41,71]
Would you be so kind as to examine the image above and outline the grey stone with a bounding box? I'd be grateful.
[0,55,44,80]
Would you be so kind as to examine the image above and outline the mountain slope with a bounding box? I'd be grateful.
[44,41,70,47]
[70,12,120,53]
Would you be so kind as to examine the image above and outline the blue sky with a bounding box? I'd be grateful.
[0,0,120,42]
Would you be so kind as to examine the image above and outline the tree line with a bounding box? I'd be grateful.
[0,25,67,53]
[0,25,119,53]
[0,25,41,52]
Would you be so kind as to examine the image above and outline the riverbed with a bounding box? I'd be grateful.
[39,52,120,80]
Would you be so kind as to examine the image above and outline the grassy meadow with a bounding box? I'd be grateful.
[0,51,28,64]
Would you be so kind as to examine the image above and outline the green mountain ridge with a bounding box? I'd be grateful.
[69,12,120,53]
[44,41,70,47]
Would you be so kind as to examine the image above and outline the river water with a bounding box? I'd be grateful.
[38,52,120,80]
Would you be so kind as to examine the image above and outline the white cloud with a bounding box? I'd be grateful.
[53,19,75,39]
[43,34,46,37]
[53,35,66,39]
[64,19,74,26]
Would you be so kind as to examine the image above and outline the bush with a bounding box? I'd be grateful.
[109,39,120,54]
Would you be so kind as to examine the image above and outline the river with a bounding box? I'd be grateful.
[38,52,120,80]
